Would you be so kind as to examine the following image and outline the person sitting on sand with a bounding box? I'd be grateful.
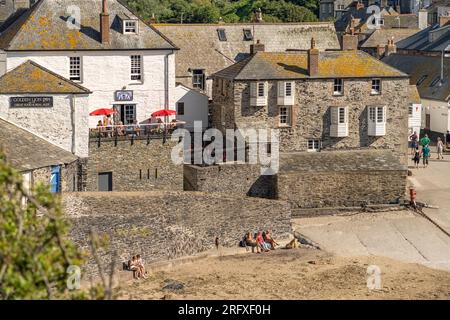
[129,256,141,279]
[136,254,147,279]
[263,230,279,250]
[256,231,270,252]
[245,232,260,253]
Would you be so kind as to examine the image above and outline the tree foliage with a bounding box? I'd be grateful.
[125,0,319,23]
[0,153,82,299]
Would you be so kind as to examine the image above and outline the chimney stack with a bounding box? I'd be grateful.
[384,37,397,57]
[342,28,359,50]
[149,13,157,24]
[307,38,319,77]
[439,13,450,27]
[250,40,265,54]
[253,8,263,23]
[418,9,428,29]
[100,0,110,44]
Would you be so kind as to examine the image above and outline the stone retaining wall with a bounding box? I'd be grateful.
[86,138,183,192]
[62,191,292,275]
[184,163,276,198]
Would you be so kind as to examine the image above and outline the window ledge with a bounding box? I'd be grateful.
[332,92,344,96]
[129,81,144,86]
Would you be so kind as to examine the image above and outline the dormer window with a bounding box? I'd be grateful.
[124,20,138,34]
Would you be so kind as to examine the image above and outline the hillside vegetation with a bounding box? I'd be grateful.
[125,0,320,23]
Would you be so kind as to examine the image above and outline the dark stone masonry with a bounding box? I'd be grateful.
[85,138,183,192]
[184,163,277,198]
[62,191,292,275]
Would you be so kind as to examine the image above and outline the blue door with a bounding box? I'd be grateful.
[50,166,61,193]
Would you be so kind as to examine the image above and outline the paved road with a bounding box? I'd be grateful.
[293,154,450,271]
[408,153,450,235]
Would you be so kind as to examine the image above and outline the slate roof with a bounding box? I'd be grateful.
[361,28,422,48]
[395,24,450,52]
[280,149,406,173]
[0,60,91,94]
[0,0,177,51]
[212,50,408,80]
[154,22,340,78]
[0,118,77,171]
[382,53,450,101]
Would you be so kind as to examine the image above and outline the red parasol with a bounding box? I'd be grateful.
[89,108,116,116]
[151,109,177,117]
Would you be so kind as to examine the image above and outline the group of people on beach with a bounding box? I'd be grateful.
[409,132,445,169]
[242,230,279,253]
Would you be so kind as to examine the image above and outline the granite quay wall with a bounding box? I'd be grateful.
[278,150,408,209]
[86,137,183,192]
[183,163,277,198]
[62,191,292,275]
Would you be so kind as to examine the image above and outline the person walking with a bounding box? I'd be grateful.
[437,137,444,160]
[420,134,430,147]
[422,144,430,168]
[409,131,419,155]
[413,147,421,169]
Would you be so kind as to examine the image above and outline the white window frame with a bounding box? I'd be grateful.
[279,106,291,127]
[368,105,386,136]
[333,78,343,95]
[130,55,143,82]
[371,79,381,95]
[192,69,205,90]
[69,56,82,82]
[250,81,268,106]
[124,20,138,34]
[330,106,349,137]
[408,105,413,117]
[277,81,295,105]
[307,139,321,152]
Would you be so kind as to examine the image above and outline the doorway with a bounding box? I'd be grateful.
[98,172,113,191]
[113,104,136,125]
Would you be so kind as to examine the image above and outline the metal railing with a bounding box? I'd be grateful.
[89,122,185,146]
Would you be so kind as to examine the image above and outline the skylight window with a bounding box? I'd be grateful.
[416,75,428,86]
[217,29,227,41]
[243,29,253,41]
[430,76,441,87]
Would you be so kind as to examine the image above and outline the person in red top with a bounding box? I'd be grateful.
[256,231,270,252]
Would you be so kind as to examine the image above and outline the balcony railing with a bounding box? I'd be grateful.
[89,122,186,146]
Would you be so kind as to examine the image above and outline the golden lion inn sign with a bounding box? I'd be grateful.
[10,97,53,108]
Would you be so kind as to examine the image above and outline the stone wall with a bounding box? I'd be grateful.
[86,138,183,192]
[62,191,292,274]
[212,77,410,165]
[278,150,408,209]
[31,160,79,192]
[184,163,276,198]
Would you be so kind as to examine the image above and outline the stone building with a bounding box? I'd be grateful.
[208,38,411,208]
[155,22,340,97]
[0,0,178,129]
[0,118,80,193]
[0,0,35,25]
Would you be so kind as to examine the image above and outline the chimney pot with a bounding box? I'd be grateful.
[149,13,156,24]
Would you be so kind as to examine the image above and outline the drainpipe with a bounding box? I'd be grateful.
[163,50,174,141]
[71,95,76,155]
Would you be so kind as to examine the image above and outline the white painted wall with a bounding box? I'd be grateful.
[6,50,176,128]
[174,84,209,131]
[422,98,450,134]
[408,103,422,137]
[0,94,90,157]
